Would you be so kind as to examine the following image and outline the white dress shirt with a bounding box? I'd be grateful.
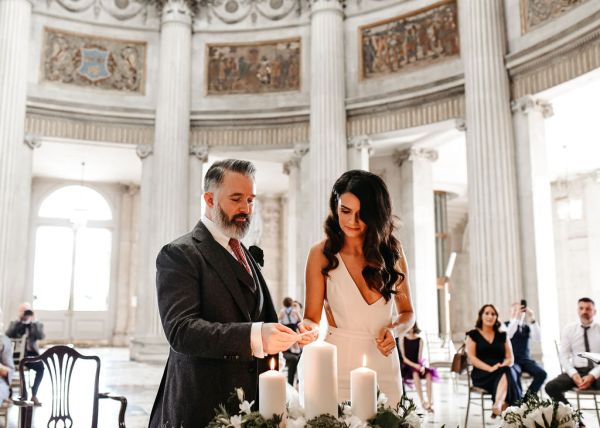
[202,215,266,359]
[506,317,541,342]
[560,320,600,378]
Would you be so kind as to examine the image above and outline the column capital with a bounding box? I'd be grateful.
[394,147,438,167]
[23,134,41,150]
[347,135,372,152]
[511,95,553,118]
[309,0,345,15]
[189,144,208,162]
[283,143,309,175]
[455,118,467,132]
[155,0,194,25]
[136,143,153,160]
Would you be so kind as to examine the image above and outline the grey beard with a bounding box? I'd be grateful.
[214,204,251,240]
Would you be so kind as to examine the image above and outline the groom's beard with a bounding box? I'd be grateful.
[214,204,251,240]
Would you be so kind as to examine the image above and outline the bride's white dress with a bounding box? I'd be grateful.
[299,254,402,407]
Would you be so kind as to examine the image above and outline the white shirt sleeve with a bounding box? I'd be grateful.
[560,324,577,377]
[529,321,541,342]
[250,322,265,358]
[506,319,519,340]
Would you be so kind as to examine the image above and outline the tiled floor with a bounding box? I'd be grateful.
[4,348,599,428]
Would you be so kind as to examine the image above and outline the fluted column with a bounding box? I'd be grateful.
[460,1,522,314]
[0,0,33,318]
[347,136,372,171]
[309,0,347,244]
[395,148,439,333]
[283,144,309,302]
[189,144,208,229]
[512,96,559,365]
[260,196,285,309]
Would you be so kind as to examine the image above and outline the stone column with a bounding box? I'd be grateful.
[395,148,439,333]
[283,144,309,302]
[259,196,284,309]
[189,144,208,229]
[512,96,559,366]
[0,0,33,320]
[309,0,347,245]
[347,135,372,171]
[460,1,522,314]
[131,0,193,362]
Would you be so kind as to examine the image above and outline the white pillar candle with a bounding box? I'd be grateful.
[350,355,377,421]
[303,341,338,420]
[259,358,286,423]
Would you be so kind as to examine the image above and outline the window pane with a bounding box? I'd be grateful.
[39,185,112,221]
[73,228,111,311]
[32,226,73,311]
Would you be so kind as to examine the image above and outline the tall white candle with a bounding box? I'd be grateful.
[350,355,377,421]
[259,358,286,424]
[303,341,338,419]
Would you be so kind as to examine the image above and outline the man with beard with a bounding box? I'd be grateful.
[149,159,299,428]
[545,297,600,427]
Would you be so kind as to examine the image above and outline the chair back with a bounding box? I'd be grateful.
[10,333,28,370]
[555,340,564,373]
[19,345,101,428]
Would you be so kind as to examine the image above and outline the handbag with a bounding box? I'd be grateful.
[451,343,468,374]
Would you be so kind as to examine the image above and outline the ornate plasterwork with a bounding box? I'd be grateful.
[42,28,147,94]
[49,0,151,21]
[511,95,553,118]
[520,0,589,33]
[190,121,308,148]
[394,147,438,167]
[202,0,303,25]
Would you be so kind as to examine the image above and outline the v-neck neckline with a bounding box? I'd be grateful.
[337,253,383,307]
[478,329,496,345]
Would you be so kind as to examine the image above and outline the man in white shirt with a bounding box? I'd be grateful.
[545,298,600,409]
[150,159,302,428]
[505,302,547,396]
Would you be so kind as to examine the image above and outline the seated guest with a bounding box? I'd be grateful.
[466,304,522,418]
[506,301,547,396]
[6,303,45,406]
[545,297,600,411]
[400,322,439,412]
[0,334,14,402]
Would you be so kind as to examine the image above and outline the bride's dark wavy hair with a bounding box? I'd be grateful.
[322,170,405,302]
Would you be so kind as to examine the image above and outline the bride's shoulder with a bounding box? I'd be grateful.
[308,240,329,264]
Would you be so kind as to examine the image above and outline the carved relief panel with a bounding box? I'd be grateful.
[520,0,589,33]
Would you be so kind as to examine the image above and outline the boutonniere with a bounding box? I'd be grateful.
[248,245,264,268]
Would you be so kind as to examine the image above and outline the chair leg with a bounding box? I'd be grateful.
[465,391,471,428]
[594,393,600,425]
[480,394,485,427]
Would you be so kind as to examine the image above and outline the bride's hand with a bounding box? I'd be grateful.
[376,327,396,357]
[297,322,318,346]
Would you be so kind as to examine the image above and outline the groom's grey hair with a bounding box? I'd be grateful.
[203,159,256,192]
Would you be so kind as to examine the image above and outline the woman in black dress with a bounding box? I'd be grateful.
[465,304,522,417]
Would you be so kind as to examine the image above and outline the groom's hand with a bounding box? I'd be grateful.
[261,323,298,354]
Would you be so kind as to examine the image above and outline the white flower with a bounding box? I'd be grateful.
[287,399,305,419]
[235,388,245,403]
[287,416,306,428]
[377,392,388,407]
[229,414,243,428]
[556,402,575,422]
[404,412,422,428]
[239,400,254,415]
[345,415,368,428]
[342,404,352,417]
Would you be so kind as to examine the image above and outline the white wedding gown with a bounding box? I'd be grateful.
[299,254,402,407]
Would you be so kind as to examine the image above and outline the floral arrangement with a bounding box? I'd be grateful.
[502,394,582,428]
[207,388,422,428]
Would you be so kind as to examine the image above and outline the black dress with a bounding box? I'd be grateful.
[466,329,522,404]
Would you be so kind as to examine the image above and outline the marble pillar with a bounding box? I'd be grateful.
[0,0,33,321]
[460,0,522,314]
[394,148,439,333]
[189,144,208,229]
[512,96,559,365]
[309,0,347,245]
[347,136,372,171]
[131,0,192,361]
[283,144,309,302]
[259,196,285,310]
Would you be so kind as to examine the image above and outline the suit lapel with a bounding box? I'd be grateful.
[193,222,252,322]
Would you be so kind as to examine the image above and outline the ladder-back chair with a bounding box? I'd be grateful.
[13,345,127,428]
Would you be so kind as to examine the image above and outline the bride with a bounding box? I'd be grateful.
[297,170,415,407]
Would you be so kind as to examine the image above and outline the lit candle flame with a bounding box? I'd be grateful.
[270,357,275,371]
[362,354,367,367]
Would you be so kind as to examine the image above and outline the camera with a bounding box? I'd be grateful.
[23,309,34,317]
[520,299,527,309]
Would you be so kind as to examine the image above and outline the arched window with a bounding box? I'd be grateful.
[32,186,113,312]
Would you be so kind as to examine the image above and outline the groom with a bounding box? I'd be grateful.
[149,159,298,428]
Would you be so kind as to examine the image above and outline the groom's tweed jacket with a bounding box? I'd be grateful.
[149,221,278,428]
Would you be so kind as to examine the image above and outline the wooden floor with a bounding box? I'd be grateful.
[3,347,599,428]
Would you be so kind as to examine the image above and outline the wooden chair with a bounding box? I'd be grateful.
[13,345,127,428]
[9,334,28,393]
[0,400,9,428]
[463,362,493,428]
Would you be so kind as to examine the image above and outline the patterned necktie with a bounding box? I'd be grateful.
[583,326,593,368]
[229,238,252,275]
